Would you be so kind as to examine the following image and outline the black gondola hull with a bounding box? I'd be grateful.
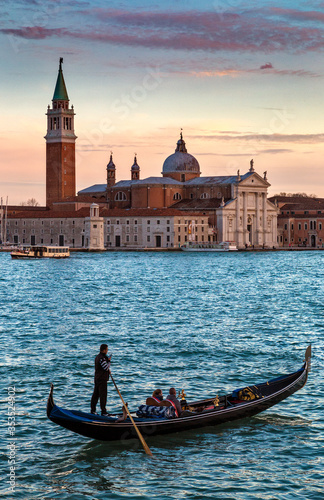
[47,353,310,442]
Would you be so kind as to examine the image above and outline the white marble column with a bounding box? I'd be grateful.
[236,192,242,247]
[243,192,247,245]
[262,192,267,245]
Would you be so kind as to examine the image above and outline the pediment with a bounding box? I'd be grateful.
[239,172,270,188]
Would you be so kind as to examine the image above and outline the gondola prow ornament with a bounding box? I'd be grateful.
[178,389,188,410]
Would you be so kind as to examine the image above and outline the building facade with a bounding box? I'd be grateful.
[270,196,324,248]
[5,206,208,250]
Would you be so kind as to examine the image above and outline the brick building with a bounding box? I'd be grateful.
[270,196,324,248]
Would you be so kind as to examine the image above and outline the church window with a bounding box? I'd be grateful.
[115,192,127,201]
[200,193,209,199]
[173,193,182,200]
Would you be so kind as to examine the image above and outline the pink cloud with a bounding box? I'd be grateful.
[2,8,324,54]
[260,62,273,69]
[1,26,63,39]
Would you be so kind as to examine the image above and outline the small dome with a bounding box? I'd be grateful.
[107,153,115,170]
[131,155,140,171]
[162,133,200,174]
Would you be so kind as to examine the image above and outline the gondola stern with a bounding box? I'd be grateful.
[304,344,311,371]
[47,383,55,418]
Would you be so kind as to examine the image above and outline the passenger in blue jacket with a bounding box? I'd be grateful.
[91,344,111,416]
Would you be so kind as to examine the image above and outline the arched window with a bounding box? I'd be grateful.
[173,192,182,201]
[200,192,209,199]
[115,191,127,201]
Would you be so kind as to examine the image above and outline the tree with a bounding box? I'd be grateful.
[20,198,40,207]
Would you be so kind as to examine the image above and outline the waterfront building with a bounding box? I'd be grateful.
[5,206,207,249]
[2,59,278,249]
[270,196,324,248]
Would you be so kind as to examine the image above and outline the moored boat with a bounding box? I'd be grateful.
[181,241,237,252]
[11,245,70,259]
[47,345,311,442]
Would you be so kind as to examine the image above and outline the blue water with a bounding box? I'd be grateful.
[0,251,323,499]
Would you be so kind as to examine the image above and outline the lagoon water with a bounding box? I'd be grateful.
[0,251,323,500]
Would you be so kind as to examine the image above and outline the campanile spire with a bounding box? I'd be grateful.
[45,58,77,207]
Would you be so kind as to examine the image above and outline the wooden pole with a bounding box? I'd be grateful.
[109,371,153,457]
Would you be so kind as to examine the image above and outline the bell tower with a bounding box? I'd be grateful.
[45,58,77,207]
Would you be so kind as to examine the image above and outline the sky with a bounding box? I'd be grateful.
[1,0,324,205]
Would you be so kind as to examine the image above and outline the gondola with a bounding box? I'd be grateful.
[47,345,311,442]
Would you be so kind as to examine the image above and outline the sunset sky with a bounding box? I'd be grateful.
[1,0,324,205]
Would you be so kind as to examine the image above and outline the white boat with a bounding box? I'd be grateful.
[180,241,238,252]
[11,246,70,259]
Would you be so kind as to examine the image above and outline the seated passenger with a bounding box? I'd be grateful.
[165,387,182,417]
[146,389,167,406]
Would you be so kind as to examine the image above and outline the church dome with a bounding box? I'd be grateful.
[162,133,200,174]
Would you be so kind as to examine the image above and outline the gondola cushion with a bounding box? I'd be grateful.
[136,405,177,419]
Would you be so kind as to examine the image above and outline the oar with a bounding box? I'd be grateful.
[109,371,153,457]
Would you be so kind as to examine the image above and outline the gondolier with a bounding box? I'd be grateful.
[90,344,111,416]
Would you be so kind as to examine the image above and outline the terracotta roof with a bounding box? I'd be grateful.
[280,200,324,211]
[170,198,228,209]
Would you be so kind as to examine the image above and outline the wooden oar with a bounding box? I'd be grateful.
[109,371,153,457]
